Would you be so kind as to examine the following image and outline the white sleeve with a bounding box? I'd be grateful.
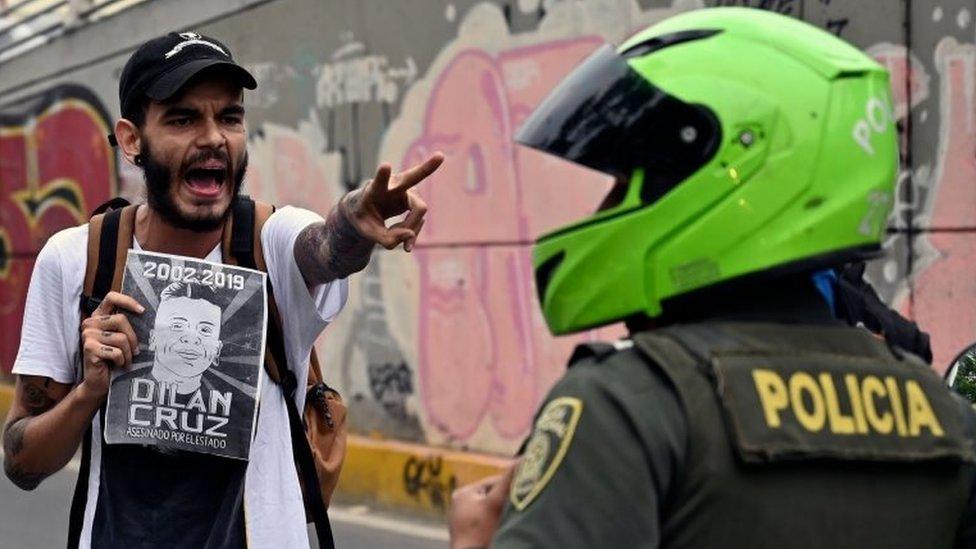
[260,206,349,366]
[12,227,86,384]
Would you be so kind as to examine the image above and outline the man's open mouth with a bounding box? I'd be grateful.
[183,161,228,199]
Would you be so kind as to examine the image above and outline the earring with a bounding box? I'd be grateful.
[134,154,144,166]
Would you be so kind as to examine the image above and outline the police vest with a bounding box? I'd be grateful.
[632,321,976,549]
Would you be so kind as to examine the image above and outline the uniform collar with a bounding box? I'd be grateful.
[633,273,840,331]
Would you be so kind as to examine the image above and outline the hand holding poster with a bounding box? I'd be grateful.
[104,250,267,460]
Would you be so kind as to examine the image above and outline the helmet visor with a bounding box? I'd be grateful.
[515,44,720,203]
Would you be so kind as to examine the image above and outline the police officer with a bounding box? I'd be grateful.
[449,7,976,549]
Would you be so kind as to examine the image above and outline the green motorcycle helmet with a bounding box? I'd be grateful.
[521,7,898,335]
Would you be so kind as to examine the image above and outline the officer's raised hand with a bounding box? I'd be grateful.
[448,461,517,549]
[294,153,444,286]
[79,291,144,400]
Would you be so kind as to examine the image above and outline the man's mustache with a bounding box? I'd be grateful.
[181,149,233,172]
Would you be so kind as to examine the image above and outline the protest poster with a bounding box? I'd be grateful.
[104,250,267,460]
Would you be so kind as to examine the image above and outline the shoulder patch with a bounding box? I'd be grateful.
[713,352,976,463]
[510,396,583,511]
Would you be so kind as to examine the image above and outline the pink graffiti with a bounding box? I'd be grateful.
[404,38,625,441]
[869,43,931,161]
[912,39,976,371]
[246,132,337,213]
[868,43,929,120]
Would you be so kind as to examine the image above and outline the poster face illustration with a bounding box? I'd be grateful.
[104,250,268,460]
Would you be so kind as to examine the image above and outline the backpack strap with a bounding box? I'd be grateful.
[224,197,285,384]
[226,195,259,270]
[81,204,138,315]
[223,196,336,549]
[91,197,132,217]
[70,201,135,549]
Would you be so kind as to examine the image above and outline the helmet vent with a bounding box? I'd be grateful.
[835,69,870,79]
[620,29,722,59]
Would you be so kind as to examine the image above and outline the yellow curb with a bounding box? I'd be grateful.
[337,435,510,517]
[0,383,12,422]
[0,383,508,516]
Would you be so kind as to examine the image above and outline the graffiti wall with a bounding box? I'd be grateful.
[1,0,974,455]
[0,86,118,373]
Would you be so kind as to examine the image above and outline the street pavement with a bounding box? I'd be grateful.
[0,462,448,549]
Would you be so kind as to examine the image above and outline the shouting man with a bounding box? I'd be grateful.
[3,32,442,548]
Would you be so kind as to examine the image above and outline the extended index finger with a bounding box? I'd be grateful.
[395,152,444,192]
[94,291,145,316]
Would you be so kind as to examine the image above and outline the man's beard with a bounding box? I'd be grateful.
[141,140,247,233]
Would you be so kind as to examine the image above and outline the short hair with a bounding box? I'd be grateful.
[159,281,221,306]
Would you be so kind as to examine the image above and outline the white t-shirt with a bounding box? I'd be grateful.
[13,206,347,549]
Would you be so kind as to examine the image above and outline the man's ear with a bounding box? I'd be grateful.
[208,341,222,369]
[114,118,142,167]
[148,330,157,352]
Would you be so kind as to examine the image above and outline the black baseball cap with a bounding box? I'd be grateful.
[109,31,256,145]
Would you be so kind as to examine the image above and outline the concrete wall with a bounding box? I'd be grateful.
[1,0,974,457]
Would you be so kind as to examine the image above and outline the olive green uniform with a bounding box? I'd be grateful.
[494,286,976,548]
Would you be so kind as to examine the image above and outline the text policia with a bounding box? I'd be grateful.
[125,378,232,450]
[143,259,245,291]
[752,369,943,438]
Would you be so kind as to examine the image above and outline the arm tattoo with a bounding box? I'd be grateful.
[4,460,45,490]
[22,377,55,416]
[3,418,27,457]
[4,458,45,490]
[2,377,59,490]
[2,419,43,490]
[295,195,374,286]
